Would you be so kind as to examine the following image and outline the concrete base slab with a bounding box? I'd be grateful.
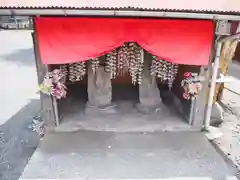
[20,131,234,180]
[204,126,223,140]
[57,101,190,132]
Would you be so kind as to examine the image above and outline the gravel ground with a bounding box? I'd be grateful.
[0,100,40,180]
[213,106,240,179]
[0,30,40,180]
[213,61,240,179]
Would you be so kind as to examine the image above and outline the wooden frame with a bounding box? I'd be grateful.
[31,15,212,130]
[32,20,59,129]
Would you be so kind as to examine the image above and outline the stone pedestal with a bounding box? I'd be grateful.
[86,65,116,114]
[210,102,224,127]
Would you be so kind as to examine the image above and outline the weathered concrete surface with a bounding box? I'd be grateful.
[219,89,240,171]
[0,30,39,126]
[0,100,40,180]
[56,101,191,132]
[212,60,240,179]
[0,30,40,180]
[20,131,233,180]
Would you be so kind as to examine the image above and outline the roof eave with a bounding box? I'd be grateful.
[1,9,240,21]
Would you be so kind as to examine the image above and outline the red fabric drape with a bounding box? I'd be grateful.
[35,17,214,65]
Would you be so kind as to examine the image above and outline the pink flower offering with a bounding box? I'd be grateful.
[183,92,190,100]
[184,72,192,78]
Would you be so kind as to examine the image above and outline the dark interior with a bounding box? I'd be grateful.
[66,81,88,102]
[111,73,139,102]
[51,58,201,120]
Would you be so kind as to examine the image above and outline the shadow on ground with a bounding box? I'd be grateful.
[0,99,40,180]
[2,48,35,66]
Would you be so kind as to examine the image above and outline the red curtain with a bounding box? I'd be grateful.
[35,17,214,65]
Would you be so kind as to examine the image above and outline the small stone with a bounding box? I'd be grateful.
[210,102,224,127]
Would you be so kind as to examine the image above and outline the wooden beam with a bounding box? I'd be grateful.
[1,9,240,21]
[219,33,240,42]
[32,21,57,129]
[191,66,209,130]
[213,25,240,103]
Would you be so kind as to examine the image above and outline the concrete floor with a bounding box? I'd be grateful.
[56,100,191,132]
[20,131,234,180]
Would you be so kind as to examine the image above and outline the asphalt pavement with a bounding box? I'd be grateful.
[0,30,40,180]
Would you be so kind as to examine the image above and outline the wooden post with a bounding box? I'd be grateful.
[191,25,216,130]
[213,39,239,103]
[213,23,240,103]
[52,97,60,126]
[32,18,57,129]
[191,66,209,130]
[189,98,196,125]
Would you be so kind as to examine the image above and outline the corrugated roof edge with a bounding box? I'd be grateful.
[0,6,240,14]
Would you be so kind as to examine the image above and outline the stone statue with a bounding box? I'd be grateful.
[137,52,162,113]
[86,63,116,113]
[87,64,112,107]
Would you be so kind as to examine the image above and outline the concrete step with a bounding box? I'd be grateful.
[20,131,235,180]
